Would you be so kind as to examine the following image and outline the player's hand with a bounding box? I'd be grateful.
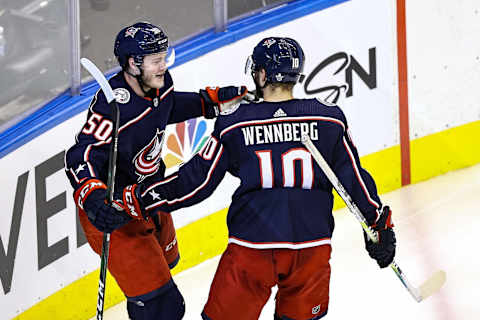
[75,179,131,233]
[364,206,396,268]
[200,86,253,117]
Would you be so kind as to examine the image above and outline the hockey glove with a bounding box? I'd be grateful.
[199,86,252,117]
[75,179,131,233]
[122,184,148,220]
[364,206,396,268]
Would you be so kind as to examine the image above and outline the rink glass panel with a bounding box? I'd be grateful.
[79,0,215,75]
[0,0,292,129]
[79,0,292,75]
[228,0,290,19]
[0,0,69,128]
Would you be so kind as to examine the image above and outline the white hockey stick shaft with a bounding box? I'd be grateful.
[81,58,120,319]
[301,135,427,302]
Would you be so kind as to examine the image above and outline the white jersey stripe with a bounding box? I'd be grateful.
[145,145,224,210]
[228,237,331,249]
[119,108,152,133]
[68,168,80,183]
[160,85,174,100]
[342,136,380,210]
[142,174,179,197]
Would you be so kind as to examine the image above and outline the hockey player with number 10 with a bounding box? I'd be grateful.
[122,37,397,319]
[64,22,248,320]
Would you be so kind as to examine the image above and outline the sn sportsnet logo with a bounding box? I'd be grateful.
[133,129,165,182]
[303,47,377,103]
[163,118,209,169]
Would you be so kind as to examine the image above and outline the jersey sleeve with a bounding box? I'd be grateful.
[64,91,111,191]
[168,91,217,124]
[141,124,228,213]
[331,109,383,225]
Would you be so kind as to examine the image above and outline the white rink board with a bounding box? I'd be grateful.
[172,0,399,155]
[406,0,480,138]
[0,112,100,318]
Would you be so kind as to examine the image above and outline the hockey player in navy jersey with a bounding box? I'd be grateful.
[121,37,396,320]
[64,22,249,320]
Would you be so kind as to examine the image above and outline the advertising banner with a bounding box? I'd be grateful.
[0,1,399,318]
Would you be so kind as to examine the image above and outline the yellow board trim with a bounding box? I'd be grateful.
[13,210,230,320]
[13,121,479,320]
[411,120,480,183]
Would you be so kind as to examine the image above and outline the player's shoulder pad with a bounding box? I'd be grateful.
[89,72,133,114]
[214,104,248,135]
[109,73,132,104]
[218,97,255,117]
[313,98,348,128]
[219,103,241,116]
[315,97,338,107]
[88,89,109,115]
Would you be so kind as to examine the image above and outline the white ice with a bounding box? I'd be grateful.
[97,164,480,320]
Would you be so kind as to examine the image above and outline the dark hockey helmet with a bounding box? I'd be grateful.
[114,22,169,69]
[245,37,305,84]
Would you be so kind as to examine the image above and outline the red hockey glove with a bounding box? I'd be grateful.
[122,184,147,220]
[74,179,131,233]
[200,86,253,117]
[363,206,396,268]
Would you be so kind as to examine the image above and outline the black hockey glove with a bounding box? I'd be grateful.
[364,206,396,268]
[199,86,253,118]
[75,179,131,233]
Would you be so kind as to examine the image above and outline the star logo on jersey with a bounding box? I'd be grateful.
[163,118,210,169]
[133,129,165,183]
[75,163,86,174]
[149,190,161,200]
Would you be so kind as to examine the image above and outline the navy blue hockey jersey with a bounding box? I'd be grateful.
[139,98,383,249]
[65,70,211,194]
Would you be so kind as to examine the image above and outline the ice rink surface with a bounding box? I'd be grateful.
[97,164,480,320]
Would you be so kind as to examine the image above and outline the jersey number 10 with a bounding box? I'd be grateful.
[255,148,314,189]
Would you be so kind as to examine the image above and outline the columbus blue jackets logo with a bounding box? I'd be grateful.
[125,26,139,38]
[263,38,276,48]
[133,129,165,182]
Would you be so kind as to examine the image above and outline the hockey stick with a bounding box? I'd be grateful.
[81,58,120,319]
[301,135,446,302]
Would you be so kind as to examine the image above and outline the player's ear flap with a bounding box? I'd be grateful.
[128,57,141,75]
[259,69,267,86]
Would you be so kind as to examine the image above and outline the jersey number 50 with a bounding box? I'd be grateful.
[255,148,314,189]
[82,113,113,141]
